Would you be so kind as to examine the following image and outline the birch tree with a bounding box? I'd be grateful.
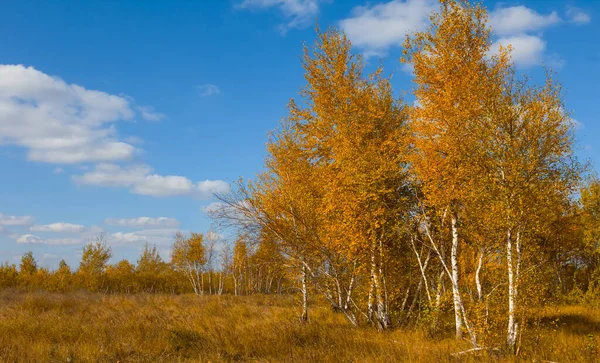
[171,232,207,295]
[482,70,581,352]
[403,0,501,343]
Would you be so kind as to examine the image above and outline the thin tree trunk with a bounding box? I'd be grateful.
[507,228,517,351]
[301,263,309,322]
[451,215,464,340]
[476,249,484,301]
[200,272,204,296]
[367,246,376,324]
[507,229,522,353]
[411,236,433,305]
[377,237,391,330]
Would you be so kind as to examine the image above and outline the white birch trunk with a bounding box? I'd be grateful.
[451,215,464,340]
[476,249,484,301]
[507,228,521,352]
[301,263,308,322]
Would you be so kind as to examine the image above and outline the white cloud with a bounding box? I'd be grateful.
[339,2,571,70]
[197,180,230,198]
[16,234,82,245]
[566,6,591,24]
[0,65,144,164]
[239,0,322,31]
[53,167,64,174]
[198,84,221,97]
[109,228,182,246]
[339,0,437,57]
[104,217,180,228]
[110,231,147,244]
[489,6,561,35]
[133,175,194,197]
[16,234,42,244]
[30,222,85,233]
[136,105,166,121]
[124,136,144,145]
[73,163,229,198]
[492,35,546,68]
[0,213,34,226]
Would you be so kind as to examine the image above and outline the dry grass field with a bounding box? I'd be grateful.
[0,290,598,362]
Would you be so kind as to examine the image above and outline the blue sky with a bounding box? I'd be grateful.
[0,0,598,268]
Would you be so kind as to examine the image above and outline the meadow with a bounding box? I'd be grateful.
[0,290,598,362]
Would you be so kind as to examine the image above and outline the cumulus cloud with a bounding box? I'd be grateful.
[105,217,180,228]
[0,213,34,226]
[73,163,229,198]
[339,0,436,57]
[340,2,575,69]
[30,222,85,233]
[16,234,82,245]
[489,6,561,35]
[566,6,591,24]
[492,35,547,68]
[197,180,230,198]
[198,84,221,97]
[0,65,148,164]
[109,228,182,246]
[238,0,322,32]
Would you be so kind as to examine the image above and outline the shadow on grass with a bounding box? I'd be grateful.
[537,313,600,336]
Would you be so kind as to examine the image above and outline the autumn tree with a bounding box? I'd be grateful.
[136,244,166,293]
[232,236,249,296]
[105,259,135,293]
[171,232,206,295]
[19,251,38,275]
[77,236,112,291]
[0,263,18,288]
[250,232,287,294]
[404,0,582,350]
[213,124,323,320]
[581,177,600,286]
[402,0,504,343]
[54,259,72,292]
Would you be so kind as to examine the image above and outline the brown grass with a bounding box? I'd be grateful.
[0,290,597,362]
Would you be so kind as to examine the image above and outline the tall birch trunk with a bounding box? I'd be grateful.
[507,228,522,352]
[301,263,309,322]
[368,238,390,330]
[451,215,464,340]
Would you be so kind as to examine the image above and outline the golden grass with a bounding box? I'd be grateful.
[0,290,597,362]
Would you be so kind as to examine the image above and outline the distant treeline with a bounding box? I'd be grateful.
[0,233,290,296]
